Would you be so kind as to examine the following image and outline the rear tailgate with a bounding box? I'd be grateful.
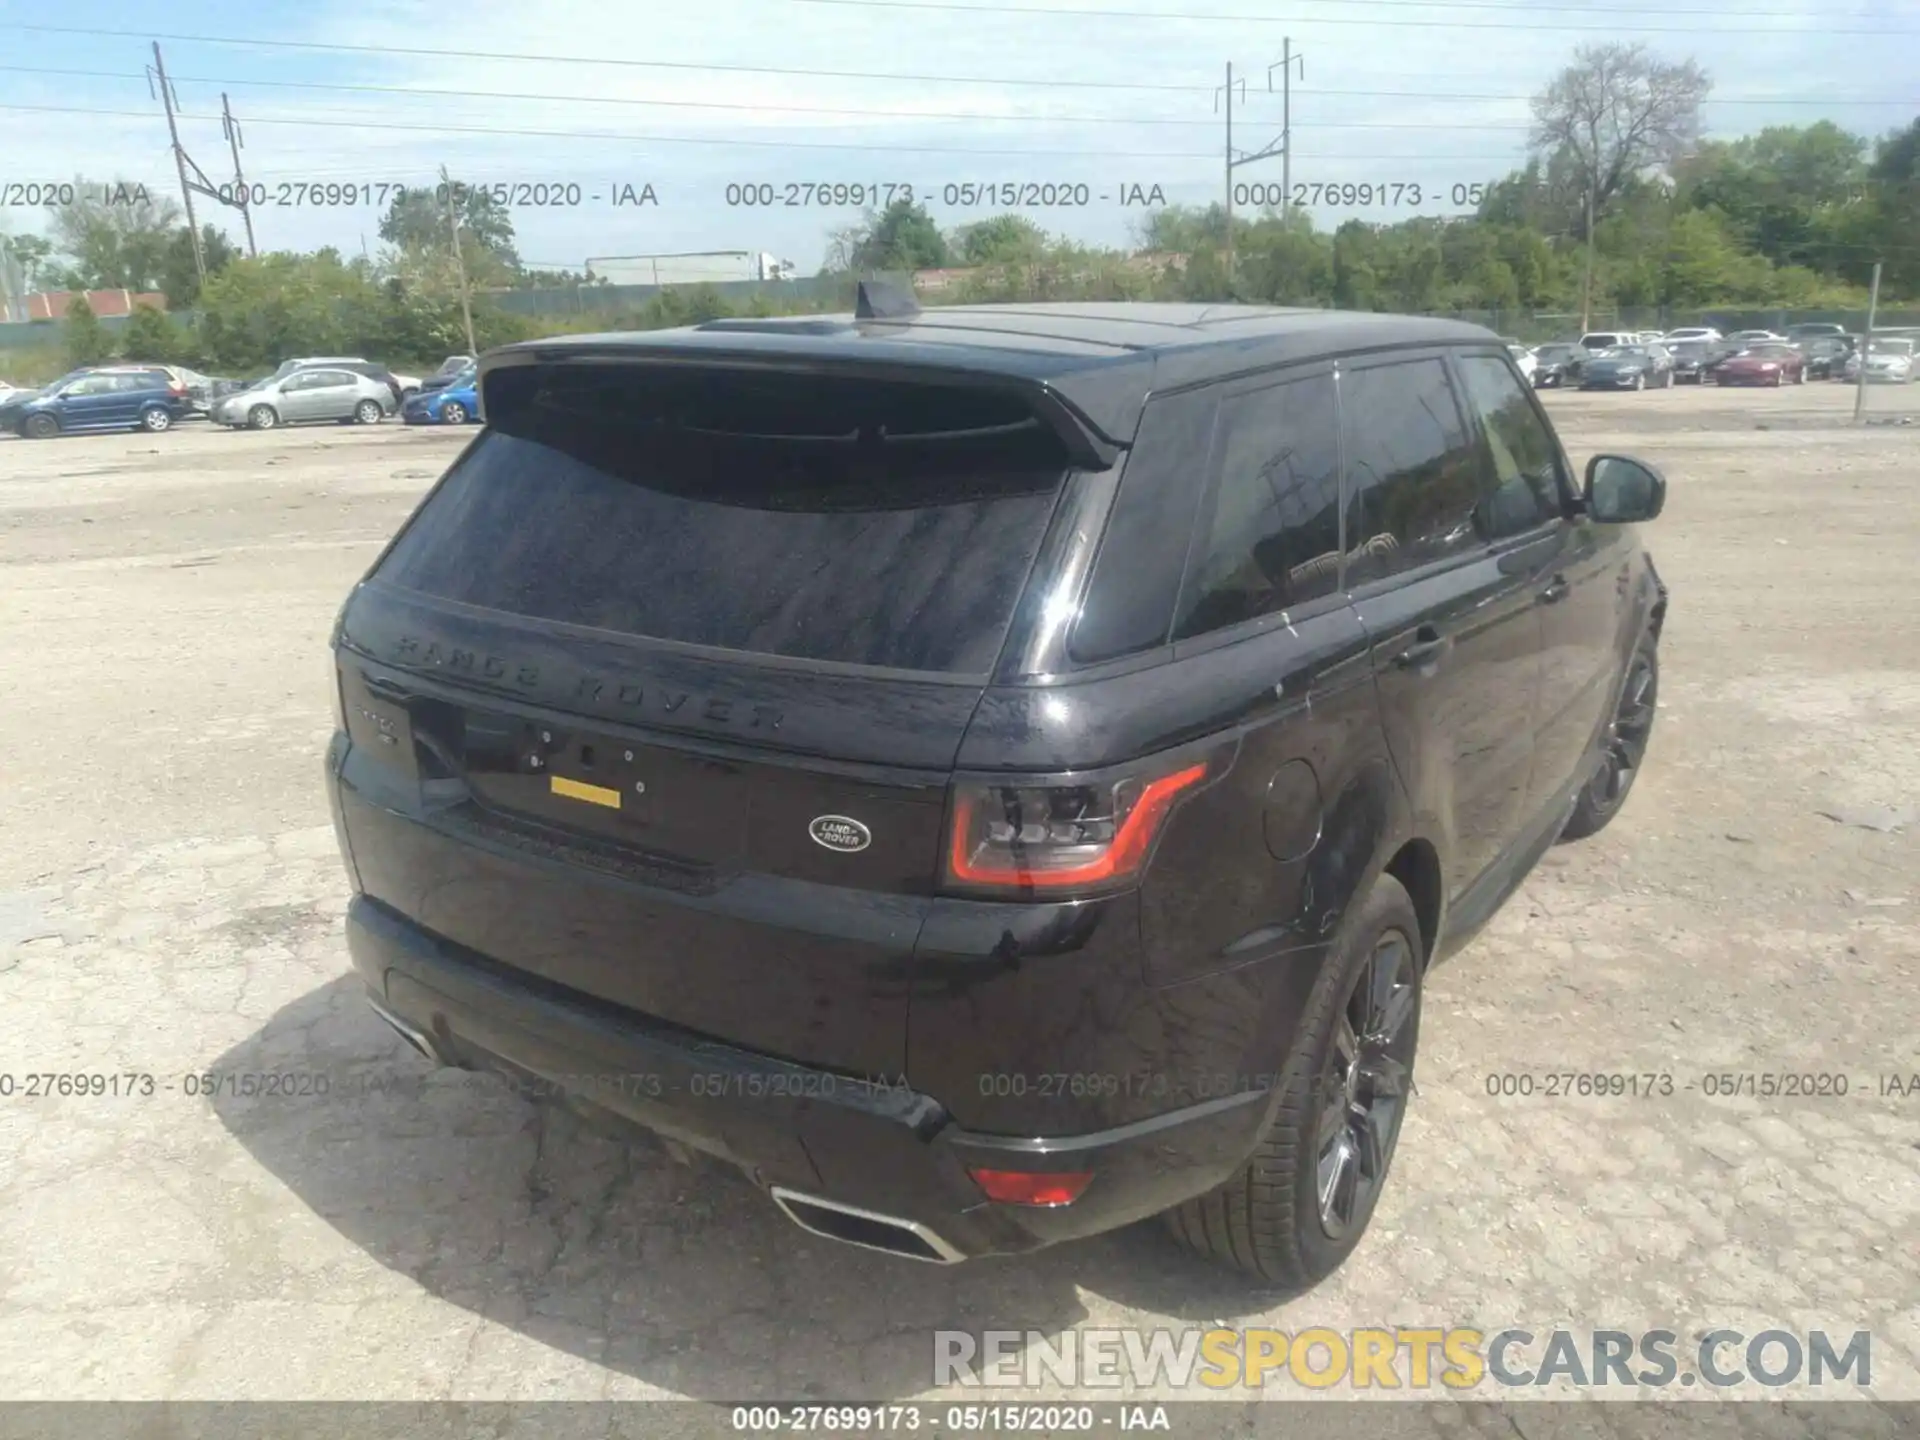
[334,355,1086,1076]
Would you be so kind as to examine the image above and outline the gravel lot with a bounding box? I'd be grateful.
[0,383,1916,1411]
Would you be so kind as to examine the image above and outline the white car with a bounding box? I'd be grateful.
[1728,329,1786,345]
[1503,342,1537,380]
[1842,338,1916,383]
[1578,331,1636,351]
[1665,326,1722,344]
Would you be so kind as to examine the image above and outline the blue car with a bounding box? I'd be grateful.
[402,368,479,425]
[12,366,190,438]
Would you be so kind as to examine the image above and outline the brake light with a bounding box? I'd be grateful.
[944,756,1211,896]
[968,1169,1093,1207]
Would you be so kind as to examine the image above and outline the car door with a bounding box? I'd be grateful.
[61,374,119,429]
[304,369,357,421]
[1453,349,1627,817]
[1340,352,1548,900]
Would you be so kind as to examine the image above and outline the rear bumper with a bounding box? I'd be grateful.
[345,892,1274,1261]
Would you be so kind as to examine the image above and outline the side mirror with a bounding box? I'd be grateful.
[1585,454,1666,524]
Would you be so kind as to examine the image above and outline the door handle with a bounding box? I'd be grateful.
[1539,574,1570,604]
[1392,627,1449,670]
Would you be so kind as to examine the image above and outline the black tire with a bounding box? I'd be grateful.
[23,412,59,439]
[1561,632,1658,842]
[440,400,468,425]
[1163,873,1423,1293]
[354,399,383,425]
[247,404,277,430]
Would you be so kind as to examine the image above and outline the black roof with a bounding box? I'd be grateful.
[489,302,1500,450]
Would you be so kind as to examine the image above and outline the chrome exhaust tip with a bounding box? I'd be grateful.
[769,1187,965,1264]
[366,996,444,1066]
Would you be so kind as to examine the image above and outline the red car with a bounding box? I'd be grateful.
[1711,344,1806,387]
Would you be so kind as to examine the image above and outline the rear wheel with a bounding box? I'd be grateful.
[247,405,277,430]
[354,399,383,425]
[1562,633,1658,842]
[23,412,59,439]
[1163,874,1422,1293]
[139,407,172,432]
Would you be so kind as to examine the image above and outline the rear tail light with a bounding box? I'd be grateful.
[968,1168,1093,1207]
[944,753,1214,898]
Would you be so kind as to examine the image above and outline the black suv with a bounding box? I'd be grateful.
[326,298,1668,1292]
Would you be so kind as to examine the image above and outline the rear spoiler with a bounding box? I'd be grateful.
[477,343,1125,472]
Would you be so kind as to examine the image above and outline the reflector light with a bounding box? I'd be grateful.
[968,1168,1094,1207]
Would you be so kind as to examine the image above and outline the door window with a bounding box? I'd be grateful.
[1453,355,1565,539]
[1173,372,1343,640]
[1338,359,1487,586]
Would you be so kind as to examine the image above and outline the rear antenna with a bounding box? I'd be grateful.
[855,278,920,321]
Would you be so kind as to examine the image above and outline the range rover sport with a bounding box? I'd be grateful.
[326,295,1669,1293]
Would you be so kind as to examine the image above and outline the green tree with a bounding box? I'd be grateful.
[43,177,182,292]
[63,294,113,367]
[157,225,241,309]
[118,301,177,361]
[845,199,950,272]
[377,181,520,278]
[954,214,1049,266]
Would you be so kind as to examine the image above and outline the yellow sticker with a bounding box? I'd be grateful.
[549,774,621,809]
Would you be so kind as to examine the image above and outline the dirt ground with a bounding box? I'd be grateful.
[0,382,1916,1415]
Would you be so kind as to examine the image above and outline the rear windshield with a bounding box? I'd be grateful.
[374,362,1071,674]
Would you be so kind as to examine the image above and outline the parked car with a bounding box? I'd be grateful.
[400,366,480,424]
[1841,337,1916,383]
[1783,323,1848,344]
[1727,329,1787,345]
[214,367,397,429]
[1664,326,1721,344]
[1580,343,1674,390]
[10,366,189,438]
[1529,342,1581,388]
[419,354,478,393]
[1667,340,1717,383]
[1798,336,1852,380]
[1577,330,1635,351]
[1504,341,1537,381]
[264,357,414,407]
[1713,343,1806,386]
[328,299,1670,1290]
[0,380,33,416]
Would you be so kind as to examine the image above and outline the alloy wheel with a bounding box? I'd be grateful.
[1588,650,1657,814]
[1315,930,1418,1240]
[442,402,467,424]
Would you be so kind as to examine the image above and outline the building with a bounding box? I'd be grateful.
[23,290,169,322]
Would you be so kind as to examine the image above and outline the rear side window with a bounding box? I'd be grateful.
[1173,372,1342,641]
[1069,388,1216,666]
[1339,359,1486,586]
[376,363,1070,674]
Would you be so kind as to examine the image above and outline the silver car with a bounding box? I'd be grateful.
[215,367,396,430]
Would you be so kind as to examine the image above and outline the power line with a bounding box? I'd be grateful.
[782,0,1918,35]
[0,62,1904,114]
[0,101,1537,159]
[0,64,1542,129]
[10,25,1917,100]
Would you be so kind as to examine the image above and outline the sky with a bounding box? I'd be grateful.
[0,0,1914,277]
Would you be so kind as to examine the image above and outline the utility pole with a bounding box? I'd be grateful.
[1853,261,1881,426]
[1579,175,1596,335]
[1223,62,1234,282]
[441,164,479,356]
[1280,38,1296,220]
[221,93,257,258]
[151,43,206,288]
